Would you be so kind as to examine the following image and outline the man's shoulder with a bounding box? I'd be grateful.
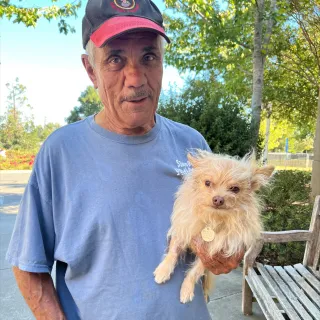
[32,117,92,176]
[43,117,90,148]
[159,115,206,142]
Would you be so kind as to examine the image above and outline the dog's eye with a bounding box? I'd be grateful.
[205,180,211,187]
[229,186,240,193]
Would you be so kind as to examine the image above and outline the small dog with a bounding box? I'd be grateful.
[153,150,274,303]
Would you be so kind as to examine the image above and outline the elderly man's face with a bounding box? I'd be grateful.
[82,32,163,135]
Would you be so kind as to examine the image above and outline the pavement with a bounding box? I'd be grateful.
[0,171,265,320]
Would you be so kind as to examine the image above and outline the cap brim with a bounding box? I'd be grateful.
[90,16,170,47]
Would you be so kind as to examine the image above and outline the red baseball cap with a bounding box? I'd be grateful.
[82,0,170,49]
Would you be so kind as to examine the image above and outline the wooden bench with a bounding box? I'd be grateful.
[242,195,320,320]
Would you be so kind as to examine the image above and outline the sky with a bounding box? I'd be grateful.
[1,0,184,126]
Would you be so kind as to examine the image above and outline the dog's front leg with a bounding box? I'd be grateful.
[180,257,205,303]
[153,237,182,284]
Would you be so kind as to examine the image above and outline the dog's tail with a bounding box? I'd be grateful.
[203,270,215,303]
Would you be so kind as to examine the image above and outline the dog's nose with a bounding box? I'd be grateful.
[212,196,224,207]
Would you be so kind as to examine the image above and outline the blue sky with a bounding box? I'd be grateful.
[1,0,184,125]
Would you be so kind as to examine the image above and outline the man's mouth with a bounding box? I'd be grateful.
[127,97,148,103]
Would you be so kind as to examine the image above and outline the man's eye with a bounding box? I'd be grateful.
[144,54,155,62]
[109,56,122,64]
[229,186,240,193]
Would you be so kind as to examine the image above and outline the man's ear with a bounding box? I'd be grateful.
[251,165,275,191]
[81,54,98,89]
[187,153,200,168]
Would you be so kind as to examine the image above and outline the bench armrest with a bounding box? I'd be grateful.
[243,230,312,274]
[243,239,264,274]
[261,230,312,243]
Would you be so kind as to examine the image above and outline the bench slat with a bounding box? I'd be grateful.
[248,268,285,320]
[285,265,320,306]
[274,266,320,319]
[246,276,278,320]
[265,265,312,320]
[294,264,320,294]
[256,264,301,320]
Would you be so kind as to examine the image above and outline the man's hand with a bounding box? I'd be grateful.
[191,236,244,275]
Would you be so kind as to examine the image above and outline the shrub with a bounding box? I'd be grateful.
[0,150,35,170]
[257,170,312,265]
[158,79,263,157]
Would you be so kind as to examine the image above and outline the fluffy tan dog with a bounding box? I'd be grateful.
[153,150,274,303]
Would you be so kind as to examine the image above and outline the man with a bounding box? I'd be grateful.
[6,0,243,319]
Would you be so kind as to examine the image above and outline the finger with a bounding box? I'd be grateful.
[191,237,198,249]
[203,257,224,270]
[226,260,239,270]
[205,261,232,275]
[192,238,209,257]
[192,236,205,250]
[207,254,240,270]
[208,252,229,265]
[213,250,244,264]
[235,249,245,261]
[223,257,242,270]
[230,251,245,267]
[217,267,233,275]
[209,259,235,274]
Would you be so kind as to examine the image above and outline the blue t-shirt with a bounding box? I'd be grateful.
[7,114,211,320]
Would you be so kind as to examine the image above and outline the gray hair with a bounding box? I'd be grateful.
[85,40,96,67]
[85,34,167,68]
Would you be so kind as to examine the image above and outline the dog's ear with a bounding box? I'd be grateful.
[251,165,275,191]
[187,153,200,168]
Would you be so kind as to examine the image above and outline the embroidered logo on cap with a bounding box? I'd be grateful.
[114,0,135,10]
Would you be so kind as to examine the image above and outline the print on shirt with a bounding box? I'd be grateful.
[175,159,192,176]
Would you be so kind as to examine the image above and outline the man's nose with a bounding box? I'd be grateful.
[212,196,225,207]
[124,63,147,88]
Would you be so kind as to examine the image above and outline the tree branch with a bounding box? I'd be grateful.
[279,51,318,83]
[263,0,277,47]
[275,62,318,87]
[233,39,253,50]
[290,0,320,72]
[296,16,320,69]
[177,0,208,22]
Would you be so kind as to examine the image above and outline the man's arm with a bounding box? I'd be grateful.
[13,267,66,320]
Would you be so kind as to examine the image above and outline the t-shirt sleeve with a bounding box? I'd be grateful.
[195,130,211,152]
[201,137,211,152]
[6,151,55,273]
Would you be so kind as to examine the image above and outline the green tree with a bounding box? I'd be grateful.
[66,86,103,124]
[260,117,314,153]
[0,78,30,149]
[262,0,320,197]
[0,0,81,34]
[158,79,254,157]
[0,79,62,152]
[163,0,319,196]
[163,0,283,149]
[37,122,61,141]
[288,0,320,199]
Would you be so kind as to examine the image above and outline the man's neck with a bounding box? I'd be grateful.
[94,111,156,136]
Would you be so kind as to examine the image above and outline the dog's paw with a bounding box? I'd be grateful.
[153,262,172,284]
[180,282,195,303]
